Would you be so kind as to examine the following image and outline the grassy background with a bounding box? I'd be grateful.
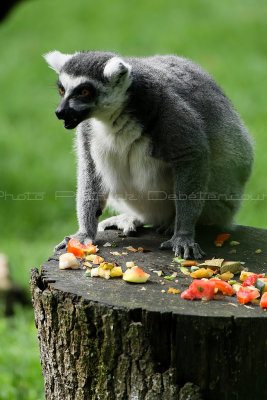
[0,0,266,397]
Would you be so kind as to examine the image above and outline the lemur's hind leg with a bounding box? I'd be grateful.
[156,223,174,236]
[98,214,143,235]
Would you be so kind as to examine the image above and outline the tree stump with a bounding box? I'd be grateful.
[30,225,267,400]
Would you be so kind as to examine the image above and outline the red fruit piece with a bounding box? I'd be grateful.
[260,292,267,308]
[67,238,97,258]
[181,280,215,301]
[214,233,230,247]
[236,287,260,304]
[243,274,258,287]
[181,289,195,300]
[210,279,235,295]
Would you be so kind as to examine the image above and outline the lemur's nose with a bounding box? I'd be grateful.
[55,107,66,120]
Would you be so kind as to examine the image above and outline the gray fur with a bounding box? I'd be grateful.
[44,50,254,258]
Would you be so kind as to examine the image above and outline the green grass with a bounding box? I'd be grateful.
[0,307,44,400]
[0,0,267,396]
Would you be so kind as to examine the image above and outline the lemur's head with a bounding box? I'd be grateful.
[44,51,132,129]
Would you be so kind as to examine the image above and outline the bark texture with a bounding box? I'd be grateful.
[31,226,267,400]
[31,268,204,400]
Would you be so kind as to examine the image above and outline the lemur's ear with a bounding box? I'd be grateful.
[103,57,132,83]
[43,51,73,73]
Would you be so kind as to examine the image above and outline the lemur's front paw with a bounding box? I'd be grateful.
[160,235,205,259]
[98,214,142,236]
[54,232,93,253]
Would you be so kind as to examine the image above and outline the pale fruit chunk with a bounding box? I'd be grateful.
[123,266,150,283]
[98,268,111,279]
[91,267,99,277]
[126,261,135,268]
[59,253,80,270]
[110,266,123,277]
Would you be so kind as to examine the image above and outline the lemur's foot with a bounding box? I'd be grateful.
[54,232,93,253]
[160,235,205,259]
[98,214,142,236]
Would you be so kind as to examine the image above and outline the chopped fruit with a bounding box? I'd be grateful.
[110,267,123,278]
[126,261,135,268]
[168,287,180,294]
[82,261,92,268]
[232,283,242,294]
[228,280,237,285]
[59,253,80,270]
[93,255,104,265]
[204,258,224,268]
[181,289,195,300]
[83,243,98,255]
[230,241,240,246]
[123,266,150,283]
[257,278,267,294]
[103,242,112,247]
[214,233,230,247]
[179,266,190,275]
[210,279,235,295]
[173,255,186,264]
[255,279,266,296]
[67,239,85,257]
[239,271,256,281]
[255,249,262,254]
[67,238,98,258]
[110,251,122,256]
[124,246,138,252]
[100,262,114,270]
[190,268,214,279]
[236,287,260,304]
[220,261,242,274]
[85,269,91,277]
[187,280,215,300]
[219,272,234,281]
[242,274,257,287]
[85,254,97,262]
[98,268,111,279]
[138,247,152,252]
[181,260,199,267]
[91,267,99,277]
[260,292,267,308]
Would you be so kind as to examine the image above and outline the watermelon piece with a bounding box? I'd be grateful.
[260,292,267,308]
[181,280,215,301]
[236,287,260,304]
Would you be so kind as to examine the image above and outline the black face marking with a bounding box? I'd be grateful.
[71,82,97,101]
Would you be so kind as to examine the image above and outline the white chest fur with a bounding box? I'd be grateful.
[89,116,175,224]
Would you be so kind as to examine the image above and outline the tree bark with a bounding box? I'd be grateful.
[31,226,267,400]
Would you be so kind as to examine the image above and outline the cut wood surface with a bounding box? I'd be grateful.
[31,225,267,400]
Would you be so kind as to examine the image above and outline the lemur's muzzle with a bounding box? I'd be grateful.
[55,103,91,130]
[55,105,80,130]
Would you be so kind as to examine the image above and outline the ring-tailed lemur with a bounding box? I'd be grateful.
[44,50,253,259]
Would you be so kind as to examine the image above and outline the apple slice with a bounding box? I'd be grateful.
[59,253,80,270]
[123,266,150,283]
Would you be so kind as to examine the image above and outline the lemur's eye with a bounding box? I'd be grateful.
[59,87,65,95]
[81,89,89,96]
